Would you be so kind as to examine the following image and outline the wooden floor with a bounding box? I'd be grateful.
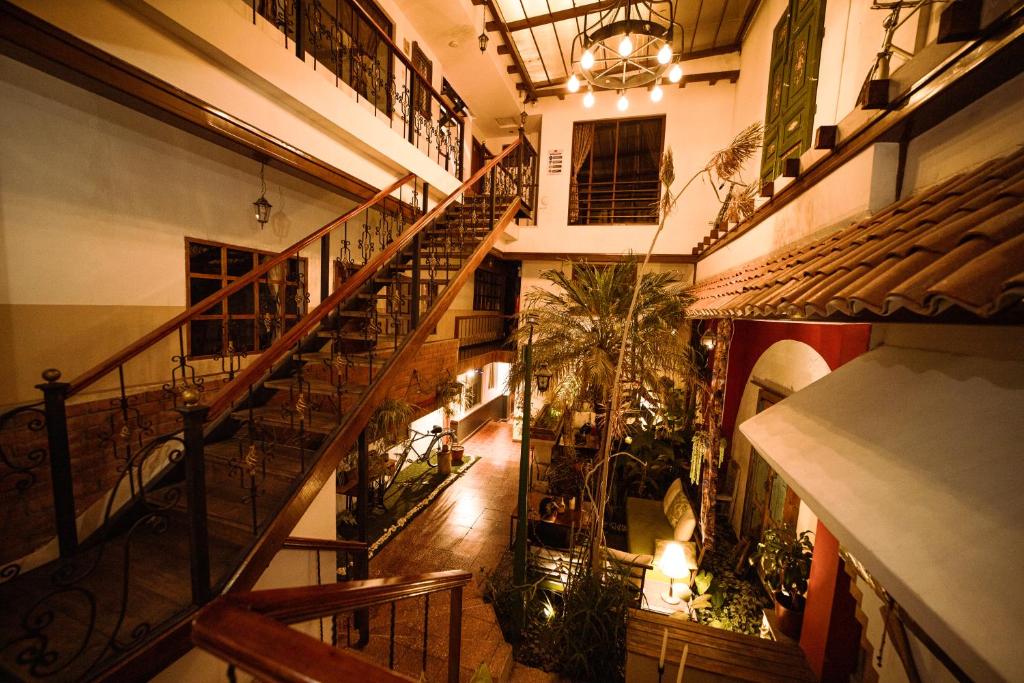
[367,420,558,682]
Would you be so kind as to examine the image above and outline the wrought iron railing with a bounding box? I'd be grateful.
[252,0,466,178]
[193,570,471,682]
[0,133,535,681]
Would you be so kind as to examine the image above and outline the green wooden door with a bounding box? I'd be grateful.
[759,0,827,187]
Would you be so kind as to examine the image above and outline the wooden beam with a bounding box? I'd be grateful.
[497,0,620,33]
[491,249,698,264]
[481,0,536,102]
[531,69,740,98]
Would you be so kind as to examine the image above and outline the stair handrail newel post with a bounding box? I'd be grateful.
[179,387,212,605]
[36,368,78,558]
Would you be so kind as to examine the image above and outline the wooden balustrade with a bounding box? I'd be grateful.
[193,570,472,682]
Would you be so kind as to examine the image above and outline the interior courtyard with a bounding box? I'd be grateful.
[0,0,1022,681]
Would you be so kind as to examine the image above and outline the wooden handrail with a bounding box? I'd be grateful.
[207,140,524,419]
[282,536,368,553]
[66,173,416,398]
[193,571,471,683]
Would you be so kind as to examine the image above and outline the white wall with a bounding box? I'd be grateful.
[12,0,464,201]
[0,54,342,309]
[728,340,830,536]
[509,81,738,256]
[901,72,1024,196]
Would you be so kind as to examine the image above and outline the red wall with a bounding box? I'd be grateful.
[720,320,870,680]
[721,320,871,436]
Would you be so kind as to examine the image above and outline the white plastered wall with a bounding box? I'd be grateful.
[728,340,829,538]
[11,0,465,200]
[510,77,738,256]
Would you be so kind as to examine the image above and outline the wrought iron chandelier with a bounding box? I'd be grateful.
[567,0,684,109]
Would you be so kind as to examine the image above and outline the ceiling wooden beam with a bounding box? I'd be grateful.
[530,69,740,97]
[481,0,537,102]
[488,0,620,33]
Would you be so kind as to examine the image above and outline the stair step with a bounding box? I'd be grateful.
[232,406,344,436]
[335,309,373,318]
[263,378,368,395]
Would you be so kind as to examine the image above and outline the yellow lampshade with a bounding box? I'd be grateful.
[660,541,689,580]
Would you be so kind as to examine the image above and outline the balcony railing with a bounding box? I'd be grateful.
[572,177,661,225]
[453,314,513,348]
[253,0,465,178]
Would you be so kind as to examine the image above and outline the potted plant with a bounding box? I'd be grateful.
[751,528,814,639]
[434,373,465,464]
[531,401,561,441]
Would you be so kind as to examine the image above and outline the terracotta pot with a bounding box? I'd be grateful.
[774,593,804,640]
[450,445,465,465]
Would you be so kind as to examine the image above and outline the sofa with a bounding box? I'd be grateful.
[625,479,700,585]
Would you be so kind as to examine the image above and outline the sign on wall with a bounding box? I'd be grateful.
[547,149,564,175]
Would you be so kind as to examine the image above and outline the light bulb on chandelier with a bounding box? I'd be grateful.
[668,63,683,83]
[617,91,629,111]
[657,43,673,65]
[567,74,581,93]
[650,83,664,103]
[618,34,633,58]
[581,49,595,70]
[583,88,595,108]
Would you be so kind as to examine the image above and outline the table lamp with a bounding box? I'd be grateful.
[660,541,691,605]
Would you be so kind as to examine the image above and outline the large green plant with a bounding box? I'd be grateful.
[508,260,696,443]
[365,397,415,448]
[751,528,814,609]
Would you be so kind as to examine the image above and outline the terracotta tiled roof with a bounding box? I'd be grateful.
[686,149,1024,320]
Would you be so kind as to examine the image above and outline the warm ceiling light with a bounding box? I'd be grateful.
[618,34,633,58]
[583,89,595,108]
[567,73,580,93]
[581,49,595,70]
[668,63,683,83]
[617,92,629,111]
[657,43,673,65]
[650,83,663,103]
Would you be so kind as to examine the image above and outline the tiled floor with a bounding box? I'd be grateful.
[367,420,559,682]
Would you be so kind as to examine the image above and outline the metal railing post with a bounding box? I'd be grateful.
[488,167,496,230]
[36,368,77,557]
[320,232,330,300]
[517,122,526,203]
[411,182,428,327]
[447,586,463,683]
[179,387,212,604]
[294,0,305,60]
[355,430,370,647]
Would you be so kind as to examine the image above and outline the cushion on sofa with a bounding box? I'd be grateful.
[662,478,683,518]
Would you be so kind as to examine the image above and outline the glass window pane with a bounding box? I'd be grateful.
[190,319,223,357]
[190,277,223,314]
[285,286,299,315]
[226,249,254,277]
[228,282,255,315]
[189,242,221,275]
[228,319,256,353]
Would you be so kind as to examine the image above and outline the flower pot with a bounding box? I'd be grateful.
[450,445,465,465]
[773,593,804,640]
[437,448,452,475]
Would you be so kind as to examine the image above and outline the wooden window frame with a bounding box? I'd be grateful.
[473,267,504,312]
[570,114,665,226]
[185,237,308,359]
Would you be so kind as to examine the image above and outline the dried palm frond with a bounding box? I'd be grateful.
[706,121,764,181]
[660,149,676,218]
[722,182,758,225]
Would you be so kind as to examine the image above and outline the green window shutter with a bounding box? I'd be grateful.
[759,0,826,188]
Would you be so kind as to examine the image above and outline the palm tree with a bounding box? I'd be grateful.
[508,260,697,485]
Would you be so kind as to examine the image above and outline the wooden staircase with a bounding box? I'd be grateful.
[626,609,816,682]
[0,139,536,681]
